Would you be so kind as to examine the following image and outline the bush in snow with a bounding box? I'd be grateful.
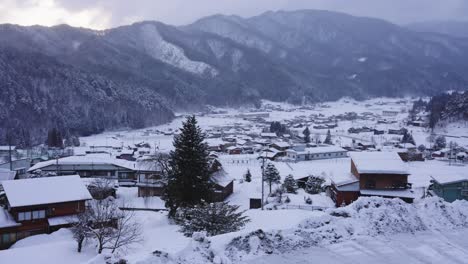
[174,202,250,237]
[417,144,426,153]
[283,174,298,194]
[305,175,325,194]
[244,169,252,182]
[270,186,285,203]
[305,197,312,205]
[284,196,291,203]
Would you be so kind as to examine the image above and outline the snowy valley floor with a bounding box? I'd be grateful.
[248,229,468,264]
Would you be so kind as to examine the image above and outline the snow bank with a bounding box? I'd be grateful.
[185,197,468,263]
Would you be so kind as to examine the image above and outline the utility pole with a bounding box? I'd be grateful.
[259,151,267,210]
[7,129,13,171]
[8,142,12,171]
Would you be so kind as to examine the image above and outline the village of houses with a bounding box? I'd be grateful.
[1,97,468,263]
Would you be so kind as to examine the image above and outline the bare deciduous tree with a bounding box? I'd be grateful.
[70,211,92,253]
[72,198,143,254]
[106,209,143,253]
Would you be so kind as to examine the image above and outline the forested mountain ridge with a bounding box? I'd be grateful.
[2,10,468,145]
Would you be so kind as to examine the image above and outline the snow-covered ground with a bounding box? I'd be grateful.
[248,229,468,264]
[2,97,467,263]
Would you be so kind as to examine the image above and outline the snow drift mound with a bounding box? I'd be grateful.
[225,197,468,261]
[142,197,468,263]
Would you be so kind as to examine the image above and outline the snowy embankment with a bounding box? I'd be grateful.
[139,197,468,264]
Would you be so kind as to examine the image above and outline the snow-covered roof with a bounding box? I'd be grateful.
[48,215,78,227]
[211,169,234,187]
[28,155,136,172]
[287,146,347,155]
[260,133,277,138]
[360,189,415,199]
[0,206,20,228]
[350,152,409,175]
[271,142,290,148]
[0,146,16,151]
[431,174,468,185]
[335,180,360,192]
[2,176,92,208]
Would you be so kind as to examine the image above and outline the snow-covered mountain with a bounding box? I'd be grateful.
[2,10,468,144]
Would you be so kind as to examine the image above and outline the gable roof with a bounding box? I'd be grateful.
[2,176,92,208]
[287,146,347,155]
[350,152,409,175]
[28,155,136,172]
[211,169,234,187]
[431,174,468,185]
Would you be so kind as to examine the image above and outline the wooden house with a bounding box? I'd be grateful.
[328,178,360,206]
[27,155,137,185]
[136,158,234,202]
[286,146,348,162]
[210,169,234,202]
[329,152,414,206]
[0,176,92,249]
[428,175,468,202]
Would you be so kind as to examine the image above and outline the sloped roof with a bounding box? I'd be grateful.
[211,169,234,187]
[2,175,92,208]
[0,207,20,228]
[350,152,409,175]
[431,174,468,185]
[287,146,347,155]
[28,155,136,172]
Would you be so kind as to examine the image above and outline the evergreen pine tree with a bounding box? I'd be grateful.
[164,116,213,217]
[283,174,298,193]
[244,169,252,182]
[324,130,332,145]
[303,127,311,143]
[263,163,281,194]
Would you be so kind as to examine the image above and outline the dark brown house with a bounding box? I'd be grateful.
[0,176,92,249]
[136,159,234,202]
[210,169,234,202]
[330,152,414,207]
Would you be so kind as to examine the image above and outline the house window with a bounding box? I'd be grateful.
[1,233,15,244]
[18,212,25,221]
[365,180,376,189]
[2,234,10,243]
[32,210,46,220]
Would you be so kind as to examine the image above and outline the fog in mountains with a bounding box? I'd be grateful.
[1,9,468,145]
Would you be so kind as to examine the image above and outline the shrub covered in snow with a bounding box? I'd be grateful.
[305,176,325,194]
[174,202,250,237]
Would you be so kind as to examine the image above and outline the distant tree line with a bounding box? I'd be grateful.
[425,92,468,130]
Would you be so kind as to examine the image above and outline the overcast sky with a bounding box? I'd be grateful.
[1,0,467,29]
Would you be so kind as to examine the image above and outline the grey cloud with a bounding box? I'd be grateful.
[14,0,468,28]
